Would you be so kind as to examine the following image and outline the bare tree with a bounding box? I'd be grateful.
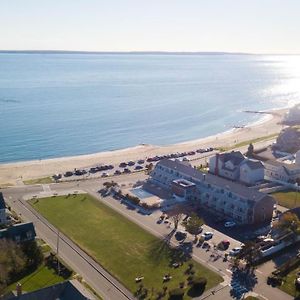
[168,205,184,229]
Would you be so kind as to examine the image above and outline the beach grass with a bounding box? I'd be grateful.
[5,264,68,294]
[217,133,278,152]
[23,176,53,185]
[29,194,222,298]
[272,191,300,209]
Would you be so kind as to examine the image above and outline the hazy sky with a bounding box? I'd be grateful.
[1,0,300,53]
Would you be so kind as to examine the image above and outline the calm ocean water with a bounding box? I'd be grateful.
[0,53,300,163]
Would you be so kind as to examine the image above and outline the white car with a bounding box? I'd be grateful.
[202,232,214,240]
[229,247,241,256]
[224,221,236,228]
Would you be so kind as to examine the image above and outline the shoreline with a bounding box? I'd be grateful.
[0,108,287,185]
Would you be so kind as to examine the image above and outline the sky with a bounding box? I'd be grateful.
[1,0,300,54]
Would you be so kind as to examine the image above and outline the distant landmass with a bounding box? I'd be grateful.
[0,50,250,55]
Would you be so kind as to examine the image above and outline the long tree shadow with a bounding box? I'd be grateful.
[147,229,176,263]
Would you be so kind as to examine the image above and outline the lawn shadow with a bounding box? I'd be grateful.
[169,242,193,266]
[147,229,176,263]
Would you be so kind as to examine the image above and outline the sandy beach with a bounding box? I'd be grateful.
[0,109,287,185]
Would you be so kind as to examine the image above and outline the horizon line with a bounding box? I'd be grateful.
[0,50,299,55]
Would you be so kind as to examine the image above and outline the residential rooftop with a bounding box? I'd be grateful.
[158,159,269,202]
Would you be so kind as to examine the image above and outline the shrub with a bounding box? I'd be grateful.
[169,288,184,299]
[192,276,207,290]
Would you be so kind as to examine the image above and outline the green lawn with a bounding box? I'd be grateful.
[29,194,222,298]
[279,267,300,298]
[272,191,300,209]
[23,177,53,185]
[6,265,67,294]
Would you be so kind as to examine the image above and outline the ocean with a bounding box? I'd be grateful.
[0,53,300,163]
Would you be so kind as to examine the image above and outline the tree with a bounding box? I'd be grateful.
[168,205,184,229]
[145,163,153,175]
[21,240,43,269]
[0,240,26,290]
[274,212,300,235]
[237,241,261,268]
[246,143,254,157]
[182,213,203,238]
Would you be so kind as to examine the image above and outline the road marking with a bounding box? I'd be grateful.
[226,269,232,274]
[256,269,263,274]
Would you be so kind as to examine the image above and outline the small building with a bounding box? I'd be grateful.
[0,192,8,225]
[150,159,274,225]
[239,160,265,185]
[0,222,36,243]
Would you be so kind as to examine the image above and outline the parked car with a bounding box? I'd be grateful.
[134,165,143,170]
[127,161,135,166]
[114,170,121,175]
[64,171,73,177]
[201,232,214,240]
[123,168,131,173]
[119,162,127,168]
[52,173,62,180]
[218,240,230,250]
[101,172,109,177]
[137,159,145,164]
[224,221,236,228]
[89,167,98,174]
[229,247,241,256]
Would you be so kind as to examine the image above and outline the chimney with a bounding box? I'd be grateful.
[215,153,219,175]
[16,282,22,296]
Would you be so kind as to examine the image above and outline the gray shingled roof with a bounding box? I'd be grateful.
[0,222,36,242]
[0,192,6,210]
[265,160,300,173]
[218,151,245,166]
[157,159,270,202]
[242,160,264,170]
[7,281,91,300]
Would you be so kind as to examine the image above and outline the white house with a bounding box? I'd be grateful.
[209,151,265,185]
[0,193,7,225]
[240,160,265,185]
[263,160,300,183]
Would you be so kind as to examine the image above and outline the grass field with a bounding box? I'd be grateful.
[6,265,67,294]
[29,194,222,298]
[279,267,300,298]
[272,191,300,209]
[23,177,53,185]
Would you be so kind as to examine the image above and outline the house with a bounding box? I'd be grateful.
[264,160,300,183]
[209,151,245,181]
[0,222,36,243]
[0,192,8,225]
[150,159,274,225]
[6,280,95,300]
[240,160,265,185]
[209,152,265,185]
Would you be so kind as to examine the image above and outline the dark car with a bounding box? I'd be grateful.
[123,168,131,173]
[135,165,143,170]
[127,161,135,166]
[89,167,98,173]
[64,171,73,177]
[52,174,62,180]
[107,165,114,169]
[74,169,84,176]
[137,159,144,164]
[114,170,121,175]
[119,162,127,168]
